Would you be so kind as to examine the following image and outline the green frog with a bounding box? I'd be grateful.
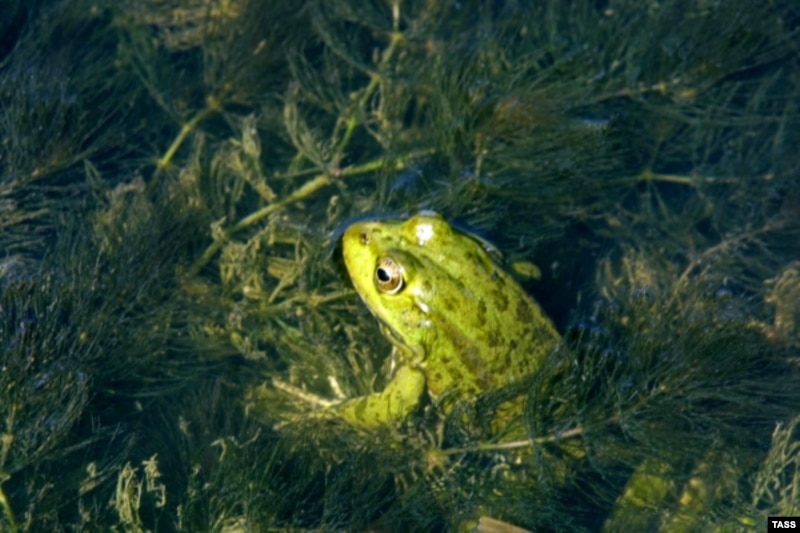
[333,211,560,428]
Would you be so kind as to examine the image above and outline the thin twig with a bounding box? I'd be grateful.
[440,425,585,456]
[0,485,18,533]
[146,98,223,195]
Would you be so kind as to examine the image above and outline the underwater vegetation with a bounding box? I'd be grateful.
[1,0,799,531]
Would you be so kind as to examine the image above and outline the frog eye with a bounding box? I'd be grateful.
[375,256,404,294]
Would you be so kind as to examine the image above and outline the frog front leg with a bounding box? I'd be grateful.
[334,364,427,428]
[270,362,426,428]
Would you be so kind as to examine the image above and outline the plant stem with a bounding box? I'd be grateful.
[0,485,18,533]
[440,425,585,456]
[146,97,223,195]
[333,30,403,162]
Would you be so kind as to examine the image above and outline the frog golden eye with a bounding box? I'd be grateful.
[375,256,404,294]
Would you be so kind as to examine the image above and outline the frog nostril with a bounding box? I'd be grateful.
[360,231,370,245]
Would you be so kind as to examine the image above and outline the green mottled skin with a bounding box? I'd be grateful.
[336,212,560,428]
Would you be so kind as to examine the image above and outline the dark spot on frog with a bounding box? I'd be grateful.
[462,346,493,390]
[475,369,492,390]
[487,329,501,348]
[466,251,492,278]
[493,287,509,312]
[516,300,533,323]
[441,296,456,312]
[477,299,487,324]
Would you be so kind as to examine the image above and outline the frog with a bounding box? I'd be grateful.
[331,211,561,429]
